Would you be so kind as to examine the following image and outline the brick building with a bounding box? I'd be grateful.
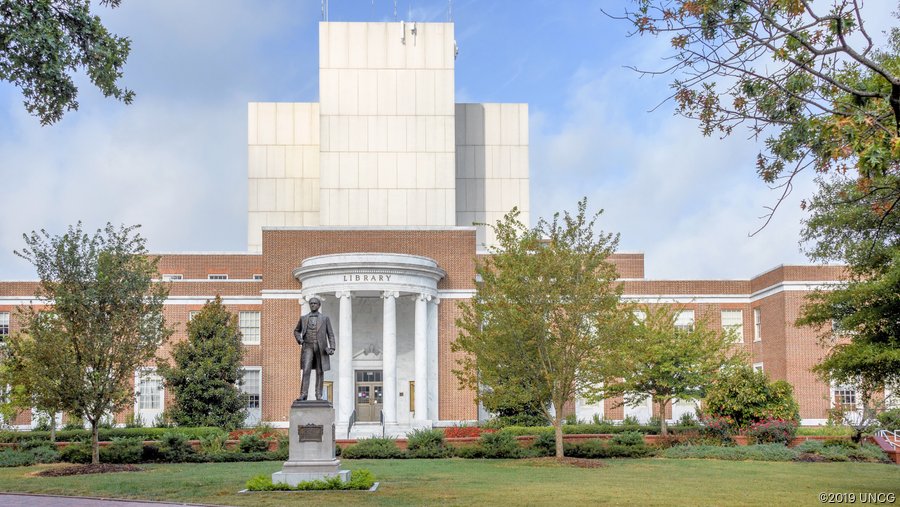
[0,22,847,435]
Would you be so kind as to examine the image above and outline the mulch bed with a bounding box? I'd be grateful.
[794,453,827,463]
[36,464,144,477]
[522,457,607,468]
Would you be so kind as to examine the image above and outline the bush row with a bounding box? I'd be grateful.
[0,430,288,466]
[497,423,676,437]
[246,469,375,491]
[0,426,223,444]
[661,440,889,463]
[341,429,650,460]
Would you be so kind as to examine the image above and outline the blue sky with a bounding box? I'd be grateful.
[0,0,894,280]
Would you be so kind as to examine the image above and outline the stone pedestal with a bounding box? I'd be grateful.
[272,399,350,486]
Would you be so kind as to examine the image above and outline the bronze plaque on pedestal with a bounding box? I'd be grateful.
[298,423,324,442]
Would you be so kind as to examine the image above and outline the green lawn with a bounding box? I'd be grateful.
[0,459,897,506]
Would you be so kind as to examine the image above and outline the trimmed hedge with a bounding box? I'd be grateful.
[662,442,890,463]
[662,444,797,461]
[0,427,223,444]
[499,423,673,437]
[246,469,375,491]
[795,440,890,463]
[341,438,405,459]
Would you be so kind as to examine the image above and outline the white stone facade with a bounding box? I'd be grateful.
[247,21,529,252]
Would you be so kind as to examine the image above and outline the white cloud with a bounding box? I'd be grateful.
[530,50,815,280]
[0,0,318,279]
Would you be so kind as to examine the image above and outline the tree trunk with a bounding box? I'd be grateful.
[91,420,100,465]
[49,415,56,443]
[658,400,668,437]
[554,418,564,458]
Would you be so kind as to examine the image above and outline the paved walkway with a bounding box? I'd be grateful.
[0,494,219,507]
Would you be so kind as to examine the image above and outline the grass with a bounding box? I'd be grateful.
[796,426,856,437]
[0,459,896,506]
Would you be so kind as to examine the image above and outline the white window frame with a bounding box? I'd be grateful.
[675,310,695,331]
[721,310,744,343]
[0,312,9,339]
[208,274,228,280]
[135,368,163,412]
[753,308,762,342]
[753,362,764,372]
[188,311,200,322]
[161,274,183,281]
[239,311,261,345]
[831,384,858,409]
[241,367,262,410]
[252,274,263,280]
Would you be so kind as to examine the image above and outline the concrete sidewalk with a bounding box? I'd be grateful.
[0,493,220,507]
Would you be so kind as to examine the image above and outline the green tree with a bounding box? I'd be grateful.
[0,0,134,125]
[453,199,628,457]
[601,305,745,436]
[798,174,900,402]
[0,315,75,441]
[159,296,247,430]
[13,222,170,464]
[615,0,900,229]
[704,365,801,428]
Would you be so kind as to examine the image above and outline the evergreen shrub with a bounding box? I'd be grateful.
[341,438,404,459]
[406,428,450,458]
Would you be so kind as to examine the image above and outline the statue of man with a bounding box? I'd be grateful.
[293,296,335,401]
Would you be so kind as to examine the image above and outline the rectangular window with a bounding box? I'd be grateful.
[188,311,200,322]
[239,311,261,345]
[242,369,261,409]
[137,372,162,410]
[675,310,695,331]
[0,312,9,340]
[323,381,333,402]
[753,309,762,342]
[753,362,764,372]
[252,274,263,280]
[833,386,857,408]
[208,274,228,280]
[409,381,415,412]
[721,310,744,343]
[161,274,183,281]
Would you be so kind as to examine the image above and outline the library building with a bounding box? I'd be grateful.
[0,21,850,437]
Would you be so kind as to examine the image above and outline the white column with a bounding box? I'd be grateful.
[337,291,353,424]
[382,291,398,425]
[414,293,430,422]
[427,297,440,422]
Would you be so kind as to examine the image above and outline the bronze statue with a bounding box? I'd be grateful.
[294,297,335,401]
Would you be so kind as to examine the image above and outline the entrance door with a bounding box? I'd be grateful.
[355,370,383,422]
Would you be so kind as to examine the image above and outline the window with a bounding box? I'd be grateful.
[632,310,646,322]
[0,312,8,340]
[753,308,762,342]
[721,310,744,343]
[242,369,261,409]
[188,311,200,322]
[675,310,694,331]
[252,274,263,280]
[239,311,261,345]
[753,362,764,372]
[137,372,162,410]
[161,274,183,281]
[208,274,228,280]
[409,381,415,412]
[833,386,857,408]
[323,381,333,402]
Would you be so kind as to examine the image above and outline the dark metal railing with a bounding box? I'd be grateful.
[348,409,357,437]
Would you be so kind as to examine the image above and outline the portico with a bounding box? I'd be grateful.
[293,253,445,437]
